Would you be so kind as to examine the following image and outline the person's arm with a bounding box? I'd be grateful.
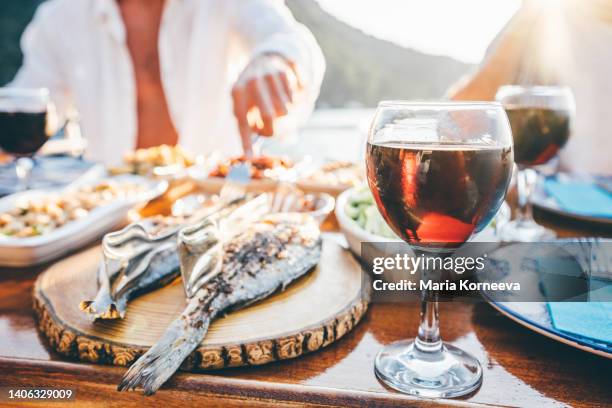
[448,2,540,101]
[10,1,71,119]
[227,0,325,155]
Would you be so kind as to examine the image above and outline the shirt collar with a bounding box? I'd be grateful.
[93,0,185,43]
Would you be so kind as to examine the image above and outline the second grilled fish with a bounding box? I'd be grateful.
[118,213,321,395]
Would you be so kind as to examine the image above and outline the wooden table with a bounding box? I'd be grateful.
[1,197,611,407]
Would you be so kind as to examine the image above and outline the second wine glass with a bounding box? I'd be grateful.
[496,85,575,242]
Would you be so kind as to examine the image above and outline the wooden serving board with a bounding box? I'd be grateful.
[33,239,369,370]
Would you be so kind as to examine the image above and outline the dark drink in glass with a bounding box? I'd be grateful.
[505,107,570,166]
[0,110,49,156]
[0,88,53,190]
[366,142,513,249]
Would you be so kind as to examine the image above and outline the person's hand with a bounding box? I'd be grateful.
[232,54,301,156]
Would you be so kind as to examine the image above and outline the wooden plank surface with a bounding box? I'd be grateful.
[1,192,612,406]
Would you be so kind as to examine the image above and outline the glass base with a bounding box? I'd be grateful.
[374,339,482,398]
[499,219,556,242]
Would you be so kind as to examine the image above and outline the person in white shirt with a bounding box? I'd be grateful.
[11,0,325,164]
[448,0,612,176]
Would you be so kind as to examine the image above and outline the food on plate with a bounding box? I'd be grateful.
[303,161,363,187]
[119,212,321,395]
[110,144,194,176]
[209,155,293,180]
[345,186,396,239]
[0,181,146,238]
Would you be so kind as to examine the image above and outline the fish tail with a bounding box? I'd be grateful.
[79,289,124,320]
[118,314,210,395]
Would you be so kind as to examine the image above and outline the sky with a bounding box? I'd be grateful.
[315,0,522,64]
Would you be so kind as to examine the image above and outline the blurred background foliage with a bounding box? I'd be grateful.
[0,0,472,107]
[0,0,43,86]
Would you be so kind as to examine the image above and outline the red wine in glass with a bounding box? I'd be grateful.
[0,88,53,190]
[505,107,570,166]
[0,110,49,156]
[366,141,513,251]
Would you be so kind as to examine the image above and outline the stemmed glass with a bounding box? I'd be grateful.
[366,101,513,397]
[496,86,574,242]
[0,88,55,190]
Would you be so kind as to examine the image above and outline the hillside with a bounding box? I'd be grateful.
[286,0,472,107]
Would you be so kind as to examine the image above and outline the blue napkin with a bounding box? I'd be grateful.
[537,249,612,346]
[547,289,612,346]
[543,178,612,218]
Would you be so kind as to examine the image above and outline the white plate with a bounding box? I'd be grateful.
[335,187,402,257]
[336,187,509,284]
[0,175,167,267]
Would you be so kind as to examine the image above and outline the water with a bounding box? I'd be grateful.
[263,108,375,162]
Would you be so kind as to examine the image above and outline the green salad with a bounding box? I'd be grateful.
[344,187,397,239]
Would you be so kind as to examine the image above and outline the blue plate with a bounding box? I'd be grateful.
[532,173,612,226]
[487,301,611,358]
[0,156,97,196]
[479,239,612,358]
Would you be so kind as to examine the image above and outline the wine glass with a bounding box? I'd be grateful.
[366,101,513,397]
[0,88,55,190]
[496,85,575,242]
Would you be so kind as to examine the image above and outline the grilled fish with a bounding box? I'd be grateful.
[118,213,321,395]
[79,218,182,320]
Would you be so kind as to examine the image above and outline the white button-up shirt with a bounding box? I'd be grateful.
[11,0,325,164]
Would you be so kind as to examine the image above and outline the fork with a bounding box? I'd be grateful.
[178,194,269,297]
[219,135,263,203]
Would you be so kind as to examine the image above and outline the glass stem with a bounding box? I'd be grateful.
[15,157,34,191]
[415,291,441,352]
[516,167,537,223]
[415,257,442,353]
